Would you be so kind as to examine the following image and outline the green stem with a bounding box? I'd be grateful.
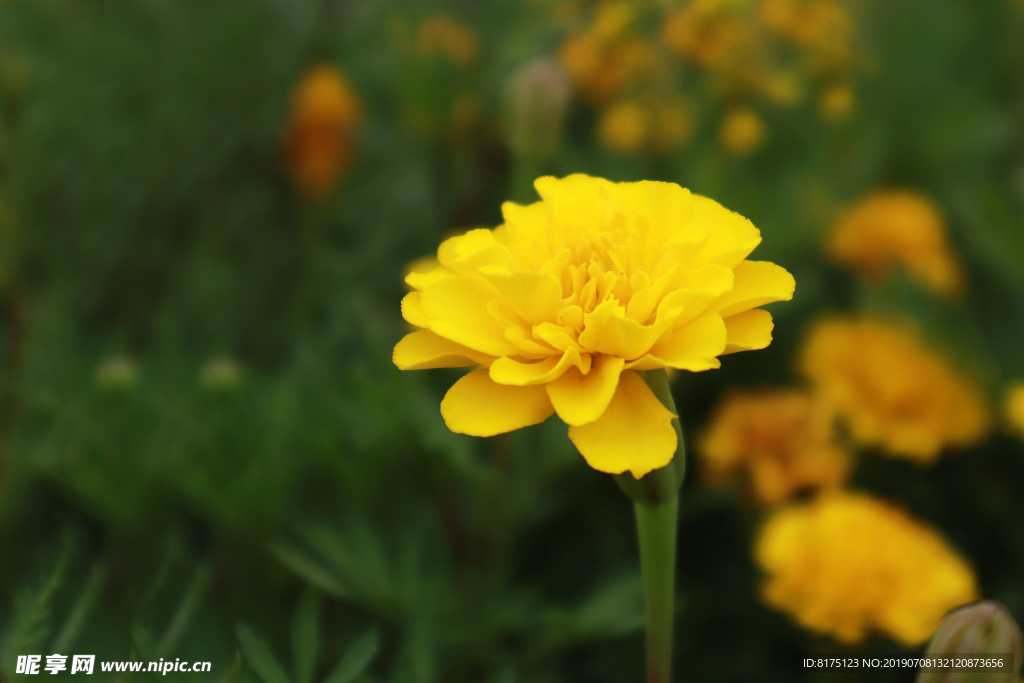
[635,496,679,683]
[618,369,684,683]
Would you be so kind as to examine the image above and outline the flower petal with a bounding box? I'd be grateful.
[479,268,563,325]
[712,261,795,318]
[546,355,626,426]
[489,347,582,386]
[630,311,727,371]
[567,370,677,478]
[723,309,774,354]
[693,195,762,268]
[393,330,496,370]
[578,300,671,359]
[420,276,521,357]
[401,292,428,328]
[437,229,513,274]
[441,369,554,436]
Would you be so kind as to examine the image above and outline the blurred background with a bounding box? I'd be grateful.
[1,0,1024,681]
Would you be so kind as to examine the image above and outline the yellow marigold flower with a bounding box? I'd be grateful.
[394,175,795,478]
[415,15,480,67]
[719,106,765,155]
[756,492,978,646]
[597,100,650,152]
[558,2,659,103]
[826,191,965,297]
[284,65,361,197]
[800,318,990,462]
[1005,383,1024,439]
[699,389,849,505]
[662,0,760,73]
[818,82,854,121]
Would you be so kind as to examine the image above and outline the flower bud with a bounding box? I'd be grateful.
[916,601,1023,683]
[502,59,571,162]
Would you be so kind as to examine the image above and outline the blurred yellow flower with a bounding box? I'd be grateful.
[394,174,795,478]
[759,70,804,107]
[1005,383,1024,439]
[756,491,978,646]
[416,15,480,67]
[826,191,964,297]
[597,100,650,152]
[720,106,765,155]
[559,2,659,103]
[818,82,854,121]
[662,0,760,74]
[284,65,361,197]
[760,0,853,72]
[800,318,990,462]
[699,389,850,505]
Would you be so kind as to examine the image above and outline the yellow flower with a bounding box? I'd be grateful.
[800,318,990,463]
[558,2,659,103]
[756,491,978,646]
[826,191,965,297]
[1005,383,1024,439]
[662,0,760,74]
[284,65,361,197]
[597,100,650,152]
[818,82,854,121]
[698,389,849,505]
[415,15,480,67]
[719,106,765,155]
[394,175,795,478]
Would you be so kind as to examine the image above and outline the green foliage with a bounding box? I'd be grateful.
[0,0,1023,681]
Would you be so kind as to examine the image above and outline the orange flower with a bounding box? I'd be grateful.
[826,191,964,297]
[284,65,361,197]
[699,389,849,505]
[800,318,990,462]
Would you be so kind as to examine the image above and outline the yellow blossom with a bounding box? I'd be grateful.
[597,100,651,152]
[394,174,795,478]
[756,491,978,646]
[1005,383,1024,439]
[662,0,760,74]
[719,106,765,155]
[284,65,361,197]
[416,15,480,67]
[558,3,659,103]
[818,82,854,121]
[699,389,849,505]
[826,191,964,297]
[800,318,990,462]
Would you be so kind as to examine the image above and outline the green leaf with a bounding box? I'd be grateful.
[237,623,291,683]
[323,629,379,683]
[52,562,107,653]
[271,543,351,599]
[158,563,212,658]
[218,650,244,683]
[11,544,69,657]
[291,590,320,683]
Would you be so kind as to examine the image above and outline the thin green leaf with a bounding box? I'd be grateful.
[52,562,107,653]
[158,563,212,658]
[323,629,379,683]
[291,590,320,683]
[271,543,350,599]
[237,623,291,683]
